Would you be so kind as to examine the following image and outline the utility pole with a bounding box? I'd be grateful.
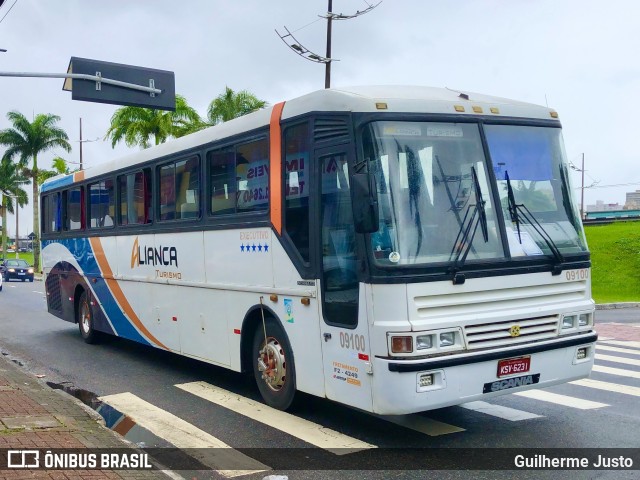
[325,0,333,89]
[580,153,585,220]
[277,1,381,89]
[79,117,83,171]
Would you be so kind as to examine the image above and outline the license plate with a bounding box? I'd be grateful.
[18,272,25,275]
[497,356,530,377]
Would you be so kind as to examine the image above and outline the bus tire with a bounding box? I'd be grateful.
[252,318,296,410]
[78,291,99,344]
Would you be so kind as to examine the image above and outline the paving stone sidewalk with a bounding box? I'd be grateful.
[0,355,164,479]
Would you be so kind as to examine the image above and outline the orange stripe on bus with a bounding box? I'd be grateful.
[73,171,85,182]
[269,101,286,235]
[89,237,169,350]
[112,416,136,436]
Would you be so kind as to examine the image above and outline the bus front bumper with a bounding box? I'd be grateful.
[371,331,597,415]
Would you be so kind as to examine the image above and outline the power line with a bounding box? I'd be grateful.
[584,181,640,189]
[0,0,19,26]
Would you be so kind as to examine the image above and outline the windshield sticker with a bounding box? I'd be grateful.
[389,251,401,263]
[426,126,463,137]
[383,125,422,136]
[507,229,543,256]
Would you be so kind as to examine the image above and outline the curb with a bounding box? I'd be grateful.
[596,303,640,310]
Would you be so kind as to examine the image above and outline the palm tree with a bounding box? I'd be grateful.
[174,87,267,137]
[38,156,74,185]
[0,111,71,270]
[206,86,267,125]
[0,156,29,258]
[105,94,201,149]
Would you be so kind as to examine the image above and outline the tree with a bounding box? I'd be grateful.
[105,94,201,149]
[206,86,267,125]
[0,111,71,270]
[0,155,29,257]
[38,156,74,185]
[174,87,268,137]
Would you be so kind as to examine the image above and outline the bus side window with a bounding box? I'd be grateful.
[118,170,151,225]
[89,179,115,228]
[236,138,269,214]
[42,193,62,233]
[65,187,84,231]
[284,123,310,263]
[208,149,236,215]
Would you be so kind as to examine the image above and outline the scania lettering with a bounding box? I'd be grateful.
[40,86,596,414]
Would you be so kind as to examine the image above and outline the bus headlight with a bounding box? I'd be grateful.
[578,314,590,327]
[439,332,455,347]
[562,315,576,329]
[416,334,434,350]
[388,328,464,357]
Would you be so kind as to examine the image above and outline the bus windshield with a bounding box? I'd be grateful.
[362,121,586,268]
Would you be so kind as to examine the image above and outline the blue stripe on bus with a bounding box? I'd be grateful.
[41,175,74,193]
[42,238,152,346]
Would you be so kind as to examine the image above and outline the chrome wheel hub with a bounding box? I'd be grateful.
[257,338,286,391]
[80,302,90,333]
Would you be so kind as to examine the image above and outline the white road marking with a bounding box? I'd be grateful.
[570,379,640,397]
[176,382,376,454]
[99,392,268,477]
[598,340,640,349]
[597,337,613,341]
[596,345,640,356]
[459,401,542,421]
[376,414,465,436]
[596,353,640,367]
[513,390,608,409]
[592,365,640,380]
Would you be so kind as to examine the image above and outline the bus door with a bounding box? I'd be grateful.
[317,146,373,412]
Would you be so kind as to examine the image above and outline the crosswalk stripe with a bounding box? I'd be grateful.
[570,379,640,397]
[176,382,376,454]
[596,353,640,367]
[99,392,268,477]
[512,390,608,409]
[592,365,640,380]
[598,340,640,349]
[459,401,542,421]
[596,345,640,356]
[376,414,465,436]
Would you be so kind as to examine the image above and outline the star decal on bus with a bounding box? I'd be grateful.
[240,243,269,253]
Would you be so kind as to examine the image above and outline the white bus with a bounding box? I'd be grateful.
[40,86,596,414]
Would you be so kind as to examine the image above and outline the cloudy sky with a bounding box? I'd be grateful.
[1,0,639,236]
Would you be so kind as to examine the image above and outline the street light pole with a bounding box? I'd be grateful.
[580,153,585,220]
[325,0,333,89]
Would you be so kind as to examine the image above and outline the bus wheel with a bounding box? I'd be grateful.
[78,291,99,344]
[252,318,296,410]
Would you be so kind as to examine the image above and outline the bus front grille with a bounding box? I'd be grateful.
[464,316,559,349]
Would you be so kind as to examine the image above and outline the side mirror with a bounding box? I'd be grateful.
[351,173,379,234]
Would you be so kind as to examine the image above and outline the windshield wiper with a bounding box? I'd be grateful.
[449,166,488,284]
[504,170,565,274]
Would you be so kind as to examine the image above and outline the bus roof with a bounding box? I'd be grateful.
[41,85,558,192]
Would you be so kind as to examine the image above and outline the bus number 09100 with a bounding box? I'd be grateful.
[339,332,366,352]
[566,269,589,281]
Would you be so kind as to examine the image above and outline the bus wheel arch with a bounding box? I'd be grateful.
[241,305,297,410]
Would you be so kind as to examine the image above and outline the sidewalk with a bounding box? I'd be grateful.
[0,354,163,479]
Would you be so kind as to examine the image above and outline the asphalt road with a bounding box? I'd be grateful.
[1,279,639,480]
